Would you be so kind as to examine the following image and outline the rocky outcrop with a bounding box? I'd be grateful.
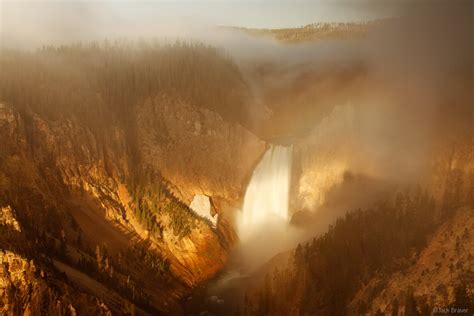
[190,194,218,226]
[0,204,112,315]
[0,206,21,232]
[0,250,113,316]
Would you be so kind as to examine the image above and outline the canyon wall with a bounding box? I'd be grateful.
[0,97,264,314]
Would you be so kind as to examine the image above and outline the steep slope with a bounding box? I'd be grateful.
[349,207,474,315]
[0,43,265,314]
[1,206,116,315]
[0,99,262,313]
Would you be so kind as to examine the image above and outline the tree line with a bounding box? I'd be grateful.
[0,41,248,131]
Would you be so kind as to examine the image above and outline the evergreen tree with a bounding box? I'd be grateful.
[442,169,464,215]
[95,245,103,272]
[405,288,419,316]
[453,281,471,311]
[392,299,399,316]
[375,308,385,316]
[420,302,431,316]
[243,292,251,316]
[261,273,272,315]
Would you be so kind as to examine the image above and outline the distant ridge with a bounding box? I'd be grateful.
[221,19,388,42]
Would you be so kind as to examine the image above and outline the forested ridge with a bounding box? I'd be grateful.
[244,173,474,316]
[0,41,248,127]
[226,20,381,43]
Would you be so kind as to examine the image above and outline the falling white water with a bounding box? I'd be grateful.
[238,145,293,239]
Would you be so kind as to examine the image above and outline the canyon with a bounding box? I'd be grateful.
[0,5,473,315]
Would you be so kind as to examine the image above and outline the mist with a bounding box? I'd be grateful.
[0,0,399,49]
[2,0,472,283]
[232,1,472,273]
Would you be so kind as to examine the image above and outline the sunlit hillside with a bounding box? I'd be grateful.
[224,20,381,42]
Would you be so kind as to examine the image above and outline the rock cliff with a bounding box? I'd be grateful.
[0,96,264,314]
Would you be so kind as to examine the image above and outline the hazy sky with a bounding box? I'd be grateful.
[1,1,396,28]
[103,1,396,27]
[0,1,399,48]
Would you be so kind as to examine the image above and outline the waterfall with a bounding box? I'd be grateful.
[239,145,293,239]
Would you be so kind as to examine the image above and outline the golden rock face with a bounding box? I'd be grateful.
[0,206,21,232]
[0,97,265,313]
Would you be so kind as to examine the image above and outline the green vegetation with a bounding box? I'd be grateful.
[127,244,169,278]
[131,183,164,238]
[135,199,163,238]
[163,201,198,238]
[128,167,203,239]
[132,189,198,240]
[131,170,166,239]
